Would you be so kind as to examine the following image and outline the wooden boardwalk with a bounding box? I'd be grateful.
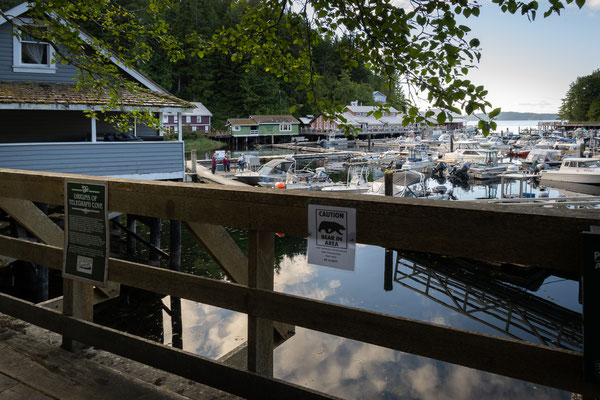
[0,314,238,400]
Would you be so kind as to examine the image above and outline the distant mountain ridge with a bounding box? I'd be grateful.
[464,112,558,121]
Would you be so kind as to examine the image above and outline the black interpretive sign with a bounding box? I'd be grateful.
[63,181,109,285]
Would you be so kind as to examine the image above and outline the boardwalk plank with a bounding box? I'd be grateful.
[0,326,188,400]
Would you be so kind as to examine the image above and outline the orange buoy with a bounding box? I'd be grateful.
[276,182,285,189]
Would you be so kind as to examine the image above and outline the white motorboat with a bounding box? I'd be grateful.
[367,170,455,199]
[540,158,600,185]
[442,141,493,164]
[522,149,562,168]
[401,148,436,171]
[321,165,370,193]
[235,157,325,185]
[480,135,510,150]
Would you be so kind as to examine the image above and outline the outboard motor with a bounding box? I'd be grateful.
[431,162,447,177]
[449,162,470,181]
[387,159,403,170]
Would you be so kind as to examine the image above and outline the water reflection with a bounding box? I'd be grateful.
[393,252,582,351]
[151,243,576,399]
[161,297,247,359]
[274,328,565,399]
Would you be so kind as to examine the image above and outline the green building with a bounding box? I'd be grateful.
[226,115,300,137]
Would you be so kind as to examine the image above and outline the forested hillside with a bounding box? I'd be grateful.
[0,0,404,129]
[136,0,404,128]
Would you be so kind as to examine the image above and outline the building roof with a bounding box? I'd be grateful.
[249,115,299,124]
[188,102,212,116]
[346,105,399,114]
[0,81,193,111]
[227,118,257,126]
[0,3,171,95]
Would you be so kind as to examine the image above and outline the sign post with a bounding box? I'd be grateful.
[307,204,356,271]
[63,181,109,286]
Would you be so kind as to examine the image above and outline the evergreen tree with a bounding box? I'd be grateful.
[559,70,600,122]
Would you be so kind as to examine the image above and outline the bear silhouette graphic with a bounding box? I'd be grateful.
[318,221,345,235]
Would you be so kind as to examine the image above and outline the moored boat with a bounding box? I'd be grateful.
[540,158,600,185]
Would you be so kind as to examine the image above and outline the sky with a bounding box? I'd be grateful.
[456,0,600,114]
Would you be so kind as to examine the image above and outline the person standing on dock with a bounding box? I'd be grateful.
[211,153,217,174]
[238,153,246,172]
[223,152,230,172]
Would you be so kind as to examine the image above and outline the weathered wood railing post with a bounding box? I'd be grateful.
[169,219,183,349]
[582,227,600,386]
[247,230,274,376]
[191,150,197,176]
[384,170,394,291]
[62,279,93,350]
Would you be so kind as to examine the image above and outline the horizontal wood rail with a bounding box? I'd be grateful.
[0,168,599,397]
[1,168,598,273]
[0,293,334,400]
[0,235,598,396]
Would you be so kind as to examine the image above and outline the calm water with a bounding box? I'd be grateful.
[466,119,552,134]
[98,141,583,399]
[146,233,579,399]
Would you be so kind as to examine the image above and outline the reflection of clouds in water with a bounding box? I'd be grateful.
[162,297,247,359]
[275,254,339,301]
[275,328,566,399]
[429,315,447,325]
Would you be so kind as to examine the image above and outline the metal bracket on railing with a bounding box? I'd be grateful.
[582,226,600,384]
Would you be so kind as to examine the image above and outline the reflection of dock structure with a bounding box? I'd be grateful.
[394,252,583,351]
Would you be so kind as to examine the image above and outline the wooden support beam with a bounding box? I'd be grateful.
[0,197,63,247]
[582,230,600,385]
[247,230,274,376]
[0,197,104,343]
[186,222,294,340]
[186,222,247,282]
[1,236,597,395]
[1,169,596,272]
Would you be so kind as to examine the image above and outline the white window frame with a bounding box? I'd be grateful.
[232,125,241,131]
[12,21,56,74]
[280,123,292,132]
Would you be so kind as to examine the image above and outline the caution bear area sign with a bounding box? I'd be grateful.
[307,204,356,271]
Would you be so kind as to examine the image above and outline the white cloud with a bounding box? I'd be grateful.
[587,0,600,10]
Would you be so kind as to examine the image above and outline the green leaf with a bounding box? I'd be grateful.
[436,112,446,124]
[576,0,585,7]
[488,107,501,118]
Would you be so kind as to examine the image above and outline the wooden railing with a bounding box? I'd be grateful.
[0,168,599,398]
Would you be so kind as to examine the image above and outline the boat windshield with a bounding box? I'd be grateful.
[258,160,294,175]
[580,160,600,168]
